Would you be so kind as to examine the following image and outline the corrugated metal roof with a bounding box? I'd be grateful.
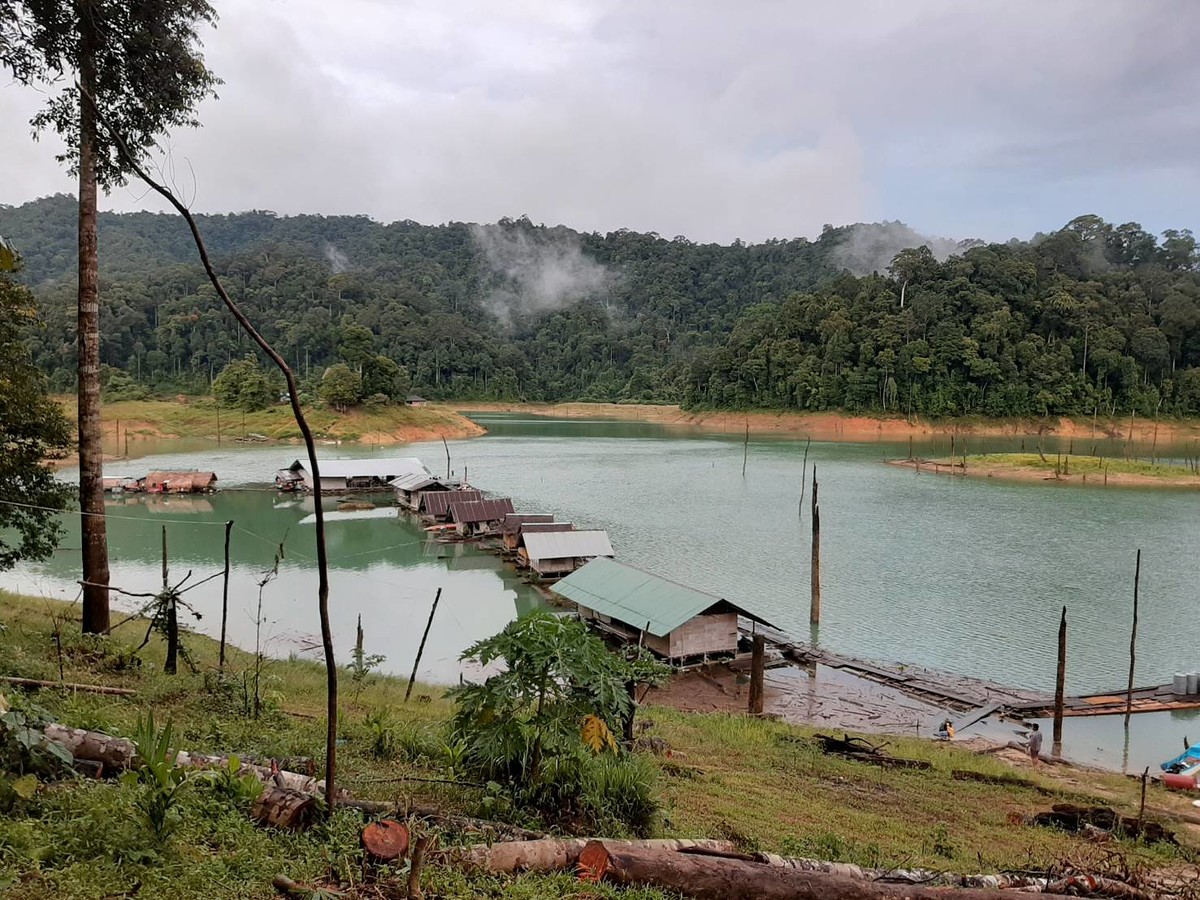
[551,557,776,637]
[421,490,482,516]
[523,530,614,562]
[288,458,429,480]
[392,472,444,492]
[449,498,516,524]
[519,522,575,537]
[501,513,555,535]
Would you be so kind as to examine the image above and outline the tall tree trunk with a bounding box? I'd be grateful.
[77,9,110,634]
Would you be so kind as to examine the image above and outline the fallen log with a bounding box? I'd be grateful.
[580,841,1079,899]
[252,786,316,831]
[43,724,329,794]
[0,676,137,696]
[814,733,932,771]
[1030,804,1176,844]
[342,799,544,842]
[1044,876,1159,900]
[441,837,737,875]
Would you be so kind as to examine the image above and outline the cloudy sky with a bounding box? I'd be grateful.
[2,0,1197,243]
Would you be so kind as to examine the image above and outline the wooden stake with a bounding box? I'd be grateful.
[810,467,821,625]
[219,519,233,669]
[1138,766,1149,825]
[742,422,749,477]
[406,588,443,702]
[798,436,811,520]
[1125,549,1141,727]
[1053,606,1066,745]
[748,634,765,715]
[162,526,178,675]
[442,435,451,480]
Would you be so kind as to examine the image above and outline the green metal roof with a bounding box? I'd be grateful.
[551,557,777,637]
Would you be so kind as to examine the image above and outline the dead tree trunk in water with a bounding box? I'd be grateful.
[810,467,821,625]
[77,22,110,635]
[798,436,811,520]
[1053,606,1066,746]
[1125,549,1141,727]
[100,128,339,812]
[742,422,749,477]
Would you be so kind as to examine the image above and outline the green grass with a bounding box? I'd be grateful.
[0,592,1194,898]
[964,452,1199,479]
[57,397,479,444]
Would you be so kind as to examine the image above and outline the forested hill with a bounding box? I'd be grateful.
[2,195,1198,417]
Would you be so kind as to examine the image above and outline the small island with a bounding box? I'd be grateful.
[890,452,1200,488]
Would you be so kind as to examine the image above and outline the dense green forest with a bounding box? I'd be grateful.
[1,195,1197,416]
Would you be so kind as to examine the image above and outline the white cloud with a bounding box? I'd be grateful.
[1,0,1197,242]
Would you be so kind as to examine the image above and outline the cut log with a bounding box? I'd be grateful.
[442,838,737,875]
[44,723,134,771]
[252,786,316,830]
[1030,803,1175,844]
[0,676,136,696]
[583,841,1078,899]
[814,733,931,770]
[341,800,543,841]
[361,819,409,862]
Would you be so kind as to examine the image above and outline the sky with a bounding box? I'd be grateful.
[1,0,1198,244]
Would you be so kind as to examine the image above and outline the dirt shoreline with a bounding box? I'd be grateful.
[888,457,1200,489]
[454,401,1200,444]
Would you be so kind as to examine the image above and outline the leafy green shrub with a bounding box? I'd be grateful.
[123,713,191,842]
[450,611,668,834]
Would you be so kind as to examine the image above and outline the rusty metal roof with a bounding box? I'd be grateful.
[449,497,516,524]
[551,557,777,637]
[421,489,482,516]
[501,513,555,535]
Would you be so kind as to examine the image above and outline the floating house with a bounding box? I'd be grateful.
[500,513,555,550]
[280,458,429,493]
[102,476,140,493]
[393,472,455,510]
[507,520,574,553]
[420,488,483,521]
[520,529,614,579]
[143,471,218,494]
[552,557,777,663]
[449,498,516,537]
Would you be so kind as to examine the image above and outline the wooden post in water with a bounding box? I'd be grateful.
[810,467,821,625]
[1053,606,1066,747]
[748,634,765,715]
[219,520,233,669]
[216,400,221,444]
[1125,549,1141,727]
[798,436,811,521]
[162,526,178,675]
[741,422,749,477]
[406,588,443,702]
[442,436,451,480]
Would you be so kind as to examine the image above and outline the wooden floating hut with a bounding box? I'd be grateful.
[449,498,516,537]
[420,488,483,522]
[552,557,776,664]
[500,513,556,551]
[102,476,140,493]
[393,472,458,510]
[506,520,575,554]
[519,529,614,579]
[278,458,429,493]
[143,471,218,494]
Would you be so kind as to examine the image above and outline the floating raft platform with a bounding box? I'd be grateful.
[1007,685,1200,718]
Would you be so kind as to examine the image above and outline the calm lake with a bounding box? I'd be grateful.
[4,413,1198,771]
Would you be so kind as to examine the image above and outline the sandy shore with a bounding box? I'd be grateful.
[454,402,1200,444]
[888,457,1200,489]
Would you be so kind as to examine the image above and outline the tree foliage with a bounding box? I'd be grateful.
[2,201,1200,417]
[212,354,276,411]
[0,241,72,570]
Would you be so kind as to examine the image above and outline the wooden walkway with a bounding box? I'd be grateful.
[1007,685,1200,718]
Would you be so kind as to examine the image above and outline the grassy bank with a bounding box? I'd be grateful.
[57,397,483,447]
[894,452,1200,487]
[0,592,1196,898]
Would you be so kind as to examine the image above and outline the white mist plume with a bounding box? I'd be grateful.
[323,242,350,274]
[470,223,615,320]
[830,221,980,275]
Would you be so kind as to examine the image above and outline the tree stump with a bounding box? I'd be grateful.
[251,787,316,831]
[361,819,409,862]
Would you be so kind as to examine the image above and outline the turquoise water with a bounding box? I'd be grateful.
[4,413,1198,771]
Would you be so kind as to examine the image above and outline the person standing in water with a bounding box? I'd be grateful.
[1028,723,1043,766]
